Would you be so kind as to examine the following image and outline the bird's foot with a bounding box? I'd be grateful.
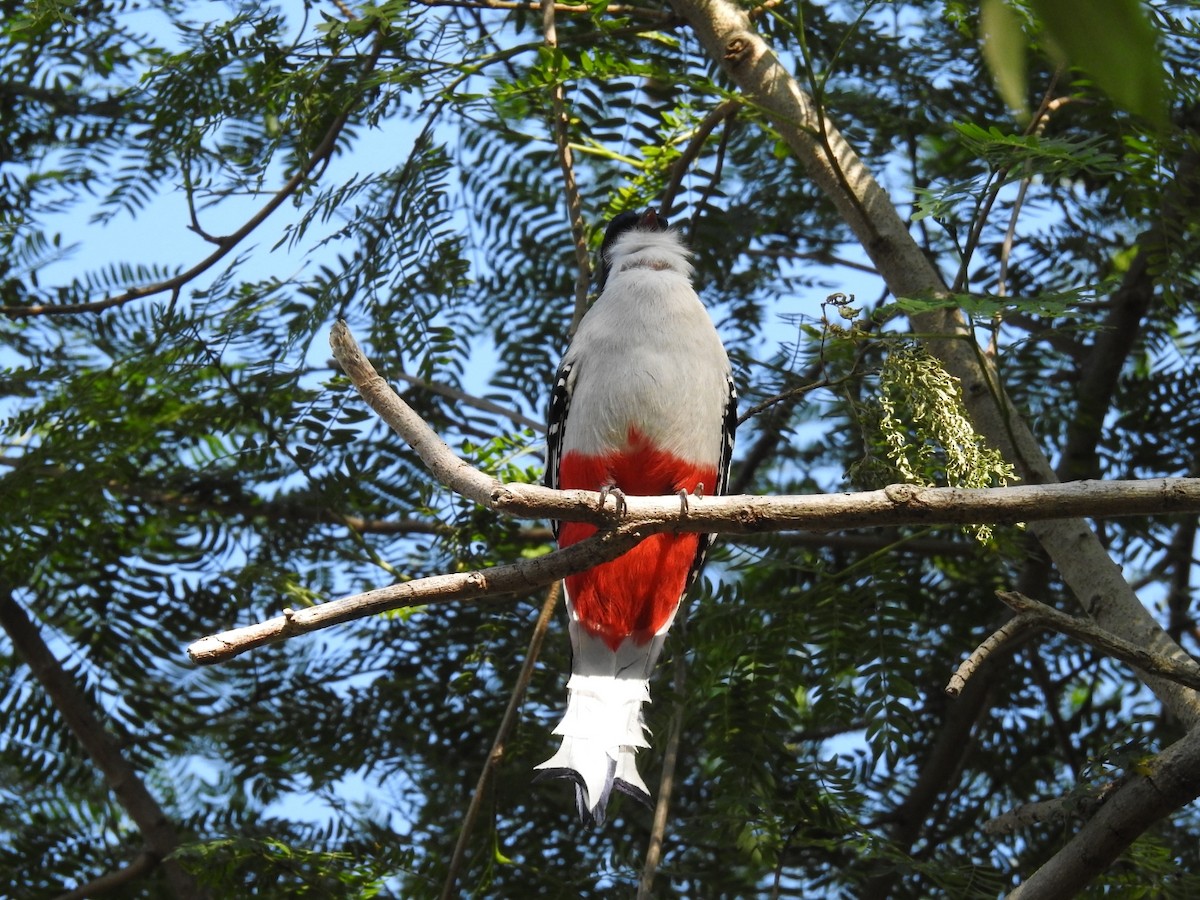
[677,481,705,517]
[598,484,627,518]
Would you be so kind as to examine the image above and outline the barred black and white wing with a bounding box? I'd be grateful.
[544,360,574,540]
[685,371,738,591]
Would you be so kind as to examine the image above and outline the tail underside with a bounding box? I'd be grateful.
[535,617,669,825]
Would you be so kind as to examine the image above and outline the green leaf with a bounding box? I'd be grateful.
[1031,0,1167,127]
[980,0,1028,119]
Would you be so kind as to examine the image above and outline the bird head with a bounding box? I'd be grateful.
[595,208,670,292]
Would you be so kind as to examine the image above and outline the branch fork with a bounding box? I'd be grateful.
[188,321,1200,666]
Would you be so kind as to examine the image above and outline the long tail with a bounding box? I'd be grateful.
[535,618,668,825]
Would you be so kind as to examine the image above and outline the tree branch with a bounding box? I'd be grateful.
[188,524,643,664]
[660,99,741,218]
[52,851,158,900]
[191,474,1200,664]
[0,36,385,319]
[192,321,1200,667]
[390,369,544,432]
[665,0,1200,730]
[332,317,1200,530]
[638,609,688,899]
[541,0,593,334]
[945,612,1037,698]
[415,0,674,19]
[993,591,1200,693]
[0,587,206,900]
[1007,724,1200,898]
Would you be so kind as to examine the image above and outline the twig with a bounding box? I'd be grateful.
[983,782,1117,837]
[748,245,879,275]
[638,608,688,898]
[390,369,544,432]
[2,37,386,320]
[687,104,734,244]
[660,99,741,218]
[439,581,561,899]
[995,591,1200,692]
[541,0,592,334]
[995,97,1072,301]
[417,0,673,19]
[736,376,829,425]
[946,613,1037,697]
[953,70,1065,295]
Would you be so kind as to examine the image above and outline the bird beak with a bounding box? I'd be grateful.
[639,208,664,230]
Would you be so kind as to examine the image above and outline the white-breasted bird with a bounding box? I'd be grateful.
[536,208,737,825]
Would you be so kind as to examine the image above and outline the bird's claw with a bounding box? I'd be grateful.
[678,482,705,517]
[598,485,627,518]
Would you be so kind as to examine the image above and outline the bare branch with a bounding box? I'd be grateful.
[994,591,1200,693]
[946,613,1037,698]
[415,0,673,19]
[191,476,1200,664]
[660,99,741,218]
[334,316,1200,532]
[331,320,501,506]
[188,524,643,664]
[638,611,688,898]
[541,0,593,334]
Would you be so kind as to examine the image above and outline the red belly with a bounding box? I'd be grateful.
[557,428,716,650]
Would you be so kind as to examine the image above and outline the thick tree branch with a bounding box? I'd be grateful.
[0,587,206,900]
[1007,724,1200,899]
[665,0,1200,731]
